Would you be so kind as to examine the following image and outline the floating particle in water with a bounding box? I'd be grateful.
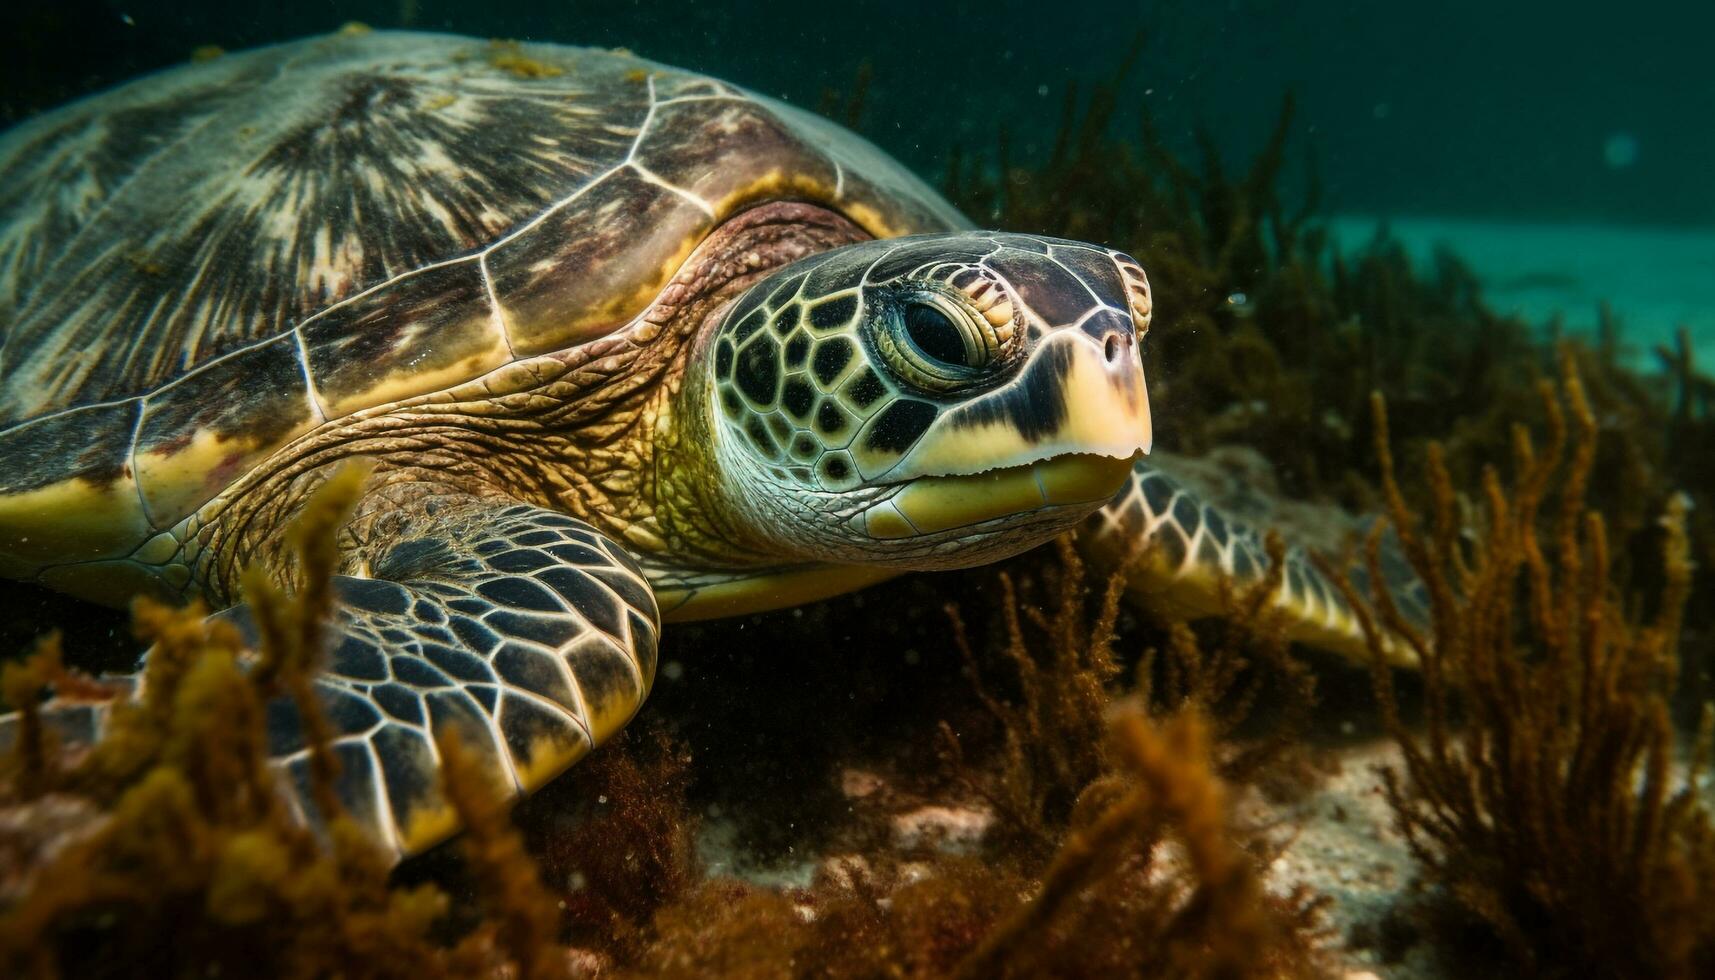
[1604,131,1640,169]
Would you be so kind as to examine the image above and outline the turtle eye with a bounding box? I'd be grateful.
[903,301,979,368]
[874,291,1000,393]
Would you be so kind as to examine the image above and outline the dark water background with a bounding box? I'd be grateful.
[5,0,1710,228]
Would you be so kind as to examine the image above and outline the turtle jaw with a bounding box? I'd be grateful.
[859,451,1140,541]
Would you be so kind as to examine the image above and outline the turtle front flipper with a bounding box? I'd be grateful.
[213,495,661,857]
[1,495,659,858]
[1082,459,1425,668]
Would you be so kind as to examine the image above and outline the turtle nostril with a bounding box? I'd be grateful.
[1103,333,1124,364]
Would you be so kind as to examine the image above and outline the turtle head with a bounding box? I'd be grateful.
[694,231,1152,571]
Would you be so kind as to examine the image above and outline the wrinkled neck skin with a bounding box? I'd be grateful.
[634,207,872,571]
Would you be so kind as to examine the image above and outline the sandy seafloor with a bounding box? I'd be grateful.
[693,733,1430,977]
[1329,215,1715,365]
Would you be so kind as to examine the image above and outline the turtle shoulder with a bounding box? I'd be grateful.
[0,28,963,595]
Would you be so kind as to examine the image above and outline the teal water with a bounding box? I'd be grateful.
[1329,216,1715,363]
[5,1,1710,227]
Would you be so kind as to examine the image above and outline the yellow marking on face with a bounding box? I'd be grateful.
[0,476,151,572]
[957,276,1017,339]
[659,563,900,622]
[1035,453,1136,504]
[899,337,1152,481]
[891,463,1043,534]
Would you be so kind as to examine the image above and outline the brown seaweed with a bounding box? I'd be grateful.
[613,704,1327,980]
[1328,354,1715,978]
[0,467,571,979]
[954,704,1325,980]
[937,537,1125,854]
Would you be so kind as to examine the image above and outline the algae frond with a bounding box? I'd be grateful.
[611,702,1327,980]
[940,534,1317,856]
[1331,355,1715,978]
[0,465,570,979]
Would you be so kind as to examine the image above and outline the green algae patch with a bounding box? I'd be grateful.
[487,40,563,79]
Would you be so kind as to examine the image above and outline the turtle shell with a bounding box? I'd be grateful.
[0,29,964,592]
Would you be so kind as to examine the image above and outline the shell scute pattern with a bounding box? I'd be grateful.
[298,258,506,418]
[482,164,703,355]
[1,36,651,416]
[0,52,289,321]
[631,95,838,213]
[133,332,320,525]
[0,401,140,498]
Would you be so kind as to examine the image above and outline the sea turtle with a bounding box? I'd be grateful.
[0,30,1406,858]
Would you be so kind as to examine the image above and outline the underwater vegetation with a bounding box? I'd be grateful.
[938,535,1315,862]
[0,467,570,979]
[607,701,1327,980]
[1330,358,1715,979]
[2,43,1712,980]
[0,480,1332,977]
[937,539,1125,858]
